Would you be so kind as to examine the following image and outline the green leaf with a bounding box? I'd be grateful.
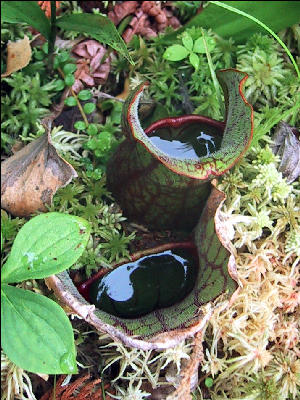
[1,1,51,41]
[63,63,77,75]
[83,103,96,114]
[162,1,300,44]
[163,45,189,61]
[182,32,193,51]
[1,284,77,374]
[74,121,86,130]
[53,79,65,91]
[193,36,215,53]
[205,377,214,388]
[78,90,92,101]
[210,1,299,78]
[54,51,70,68]
[64,96,77,107]
[189,52,199,70]
[1,213,90,284]
[87,123,98,135]
[64,74,75,87]
[56,13,134,65]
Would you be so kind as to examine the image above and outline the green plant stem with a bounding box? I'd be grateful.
[201,28,224,117]
[117,15,133,36]
[70,87,89,128]
[210,1,300,79]
[57,67,89,127]
[48,1,57,72]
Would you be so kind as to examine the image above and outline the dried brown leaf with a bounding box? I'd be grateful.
[271,121,300,183]
[72,39,111,92]
[1,129,77,217]
[1,35,32,77]
[108,1,139,25]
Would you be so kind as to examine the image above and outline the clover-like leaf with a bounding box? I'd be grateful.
[189,52,200,70]
[163,44,189,61]
[193,36,215,54]
[182,32,193,51]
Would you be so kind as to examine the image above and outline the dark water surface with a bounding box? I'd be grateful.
[149,123,223,159]
[88,248,198,318]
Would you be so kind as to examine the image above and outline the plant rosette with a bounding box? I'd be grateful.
[45,69,252,349]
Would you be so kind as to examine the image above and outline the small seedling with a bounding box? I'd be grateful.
[163,31,215,70]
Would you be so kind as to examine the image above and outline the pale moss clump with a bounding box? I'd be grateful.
[98,334,193,396]
[198,137,300,399]
[110,380,151,400]
[236,33,288,106]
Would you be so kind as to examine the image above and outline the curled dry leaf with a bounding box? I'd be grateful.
[72,39,111,93]
[271,121,300,184]
[108,1,180,43]
[1,35,32,78]
[1,125,77,217]
[108,1,139,25]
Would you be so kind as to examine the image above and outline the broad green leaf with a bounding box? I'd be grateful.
[1,213,90,284]
[193,36,215,54]
[163,44,189,61]
[162,1,300,44]
[1,1,51,41]
[182,32,193,51]
[1,284,77,374]
[189,52,200,70]
[56,13,134,65]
